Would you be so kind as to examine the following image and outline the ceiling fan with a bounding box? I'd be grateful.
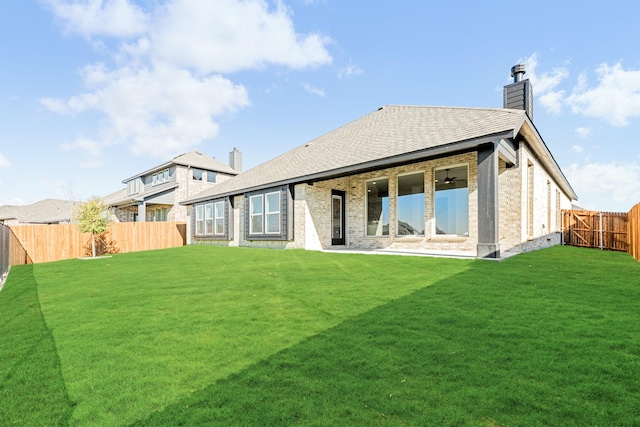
[444,169,457,184]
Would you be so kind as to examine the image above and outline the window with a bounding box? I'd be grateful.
[127,179,140,195]
[366,178,389,236]
[148,207,168,222]
[265,192,281,234]
[152,169,170,186]
[195,200,228,238]
[249,194,264,234]
[245,187,289,240]
[205,203,213,234]
[251,191,280,234]
[207,171,217,183]
[527,162,534,236]
[214,201,224,235]
[193,169,203,181]
[435,166,468,236]
[547,180,551,233]
[195,205,204,235]
[397,173,425,236]
[556,190,561,232]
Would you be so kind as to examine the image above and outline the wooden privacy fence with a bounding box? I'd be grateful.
[562,210,628,252]
[629,202,640,261]
[9,222,187,264]
[0,224,32,288]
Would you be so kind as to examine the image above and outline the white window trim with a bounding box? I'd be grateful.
[249,194,264,234]
[195,204,204,235]
[265,191,281,235]
[204,202,214,235]
[214,201,225,235]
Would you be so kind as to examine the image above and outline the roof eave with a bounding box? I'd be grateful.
[518,117,578,201]
[181,130,517,205]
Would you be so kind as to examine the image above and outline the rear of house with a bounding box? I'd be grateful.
[183,65,577,258]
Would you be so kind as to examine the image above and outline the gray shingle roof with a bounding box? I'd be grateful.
[0,199,82,224]
[123,150,238,183]
[184,105,529,203]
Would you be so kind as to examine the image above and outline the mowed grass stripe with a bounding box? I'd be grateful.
[32,245,470,426]
[0,265,74,426]
[136,246,640,426]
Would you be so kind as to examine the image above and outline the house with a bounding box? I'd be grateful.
[182,65,578,258]
[103,150,242,222]
[0,199,82,225]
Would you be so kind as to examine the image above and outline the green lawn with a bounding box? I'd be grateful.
[1,245,639,426]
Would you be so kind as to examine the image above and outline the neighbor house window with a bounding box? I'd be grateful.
[127,179,140,195]
[207,171,217,183]
[245,187,289,240]
[397,172,425,236]
[152,169,170,186]
[435,166,468,236]
[193,169,203,181]
[147,207,168,222]
[366,178,389,236]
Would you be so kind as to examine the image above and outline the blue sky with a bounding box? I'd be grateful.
[1,0,640,212]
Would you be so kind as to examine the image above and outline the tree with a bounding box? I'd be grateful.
[76,198,110,258]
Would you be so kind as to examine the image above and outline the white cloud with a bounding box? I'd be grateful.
[51,64,249,159]
[302,82,325,97]
[523,53,569,94]
[520,53,568,114]
[575,127,592,138]
[41,0,333,160]
[538,91,564,114]
[42,0,149,38]
[151,0,332,74]
[338,62,363,79]
[566,62,640,126]
[566,161,640,212]
[571,145,584,153]
[0,153,10,168]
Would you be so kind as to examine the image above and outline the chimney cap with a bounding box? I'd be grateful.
[511,64,526,82]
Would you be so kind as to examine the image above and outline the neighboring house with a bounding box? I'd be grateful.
[0,199,82,225]
[183,65,578,259]
[103,150,241,222]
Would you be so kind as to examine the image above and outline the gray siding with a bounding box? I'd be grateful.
[504,80,533,119]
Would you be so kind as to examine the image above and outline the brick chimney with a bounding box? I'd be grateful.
[229,147,242,172]
[503,63,533,119]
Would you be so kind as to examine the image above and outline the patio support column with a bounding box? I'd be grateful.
[477,141,500,258]
[137,202,146,222]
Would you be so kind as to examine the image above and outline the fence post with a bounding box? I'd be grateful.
[599,212,604,250]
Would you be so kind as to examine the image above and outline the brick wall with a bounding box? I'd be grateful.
[187,148,573,256]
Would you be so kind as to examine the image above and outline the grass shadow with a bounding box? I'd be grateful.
[0,265,75,426]
[135,247,640,426]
